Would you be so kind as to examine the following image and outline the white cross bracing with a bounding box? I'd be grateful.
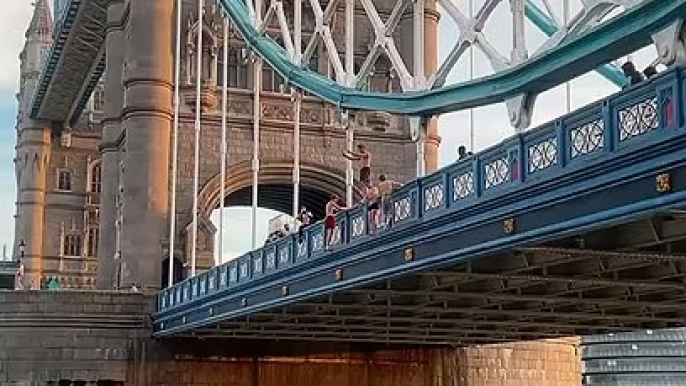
[235,0,654,130]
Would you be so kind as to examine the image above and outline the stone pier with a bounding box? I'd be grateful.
[0,291,580,385]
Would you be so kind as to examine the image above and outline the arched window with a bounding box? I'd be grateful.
[186,22,218,86]
[63,234,82,257]
[57,169,72,191]
[89,161,102,193]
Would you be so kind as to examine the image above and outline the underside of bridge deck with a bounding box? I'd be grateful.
[31,0,107,123]
[173,213,686,347]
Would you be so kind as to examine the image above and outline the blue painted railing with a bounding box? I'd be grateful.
[156,66,685,313]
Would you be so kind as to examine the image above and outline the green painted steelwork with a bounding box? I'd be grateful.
[522,0,628,87]
[219,0,683,116]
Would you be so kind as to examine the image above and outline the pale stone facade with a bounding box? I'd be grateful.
[14,0,102,289]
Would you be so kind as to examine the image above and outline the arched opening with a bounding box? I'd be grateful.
[194,161,349,266]
[161,257,185,286]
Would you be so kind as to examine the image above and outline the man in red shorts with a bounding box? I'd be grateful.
[324,194,347,251]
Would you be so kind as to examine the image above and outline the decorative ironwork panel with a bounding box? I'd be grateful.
[453,171,474,201]
[208,272,216,291]
[220,268,227,287]
[312,232,324,252]
[570,119,604,158]
[253,256,263,274]
[394,196,413,222]
[161,294,167,309]
[279,246,290,265]
[424,183,445,211]
[618,96,659,141]
[239,261,249,279]
[330,224,342,246]
[175,287,181,304]
[352,214,366,238]
[183,284,190,301]
[266,250,276,270]
[484,158,509,189]
[297,240,307,258]
[192,282,198,297]
[199,278,206,295]
[229,265,238,283]
[528,137,558,173]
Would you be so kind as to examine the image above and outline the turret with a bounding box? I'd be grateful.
[18,0,54,124]
[13,0,54,286]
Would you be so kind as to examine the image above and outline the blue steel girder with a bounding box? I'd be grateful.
[30,0,108,124]
[153,67,686,345]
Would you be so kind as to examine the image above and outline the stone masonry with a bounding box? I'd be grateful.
[0,291,580,385]
[10,1,582,385]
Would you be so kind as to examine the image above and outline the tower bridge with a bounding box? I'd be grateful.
[5,0,686,384]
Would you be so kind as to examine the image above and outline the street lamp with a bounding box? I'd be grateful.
[18,240,25,260]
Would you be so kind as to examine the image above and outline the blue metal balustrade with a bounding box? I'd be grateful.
[154,67,686,344]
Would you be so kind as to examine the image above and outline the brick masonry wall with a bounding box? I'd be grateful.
[0,291,581,385]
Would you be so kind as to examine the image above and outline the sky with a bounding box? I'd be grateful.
[0,0,660,263]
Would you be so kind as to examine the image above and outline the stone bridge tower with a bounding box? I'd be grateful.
[11,0,581,384]
[96,0,432,290]
[14,0,103,289]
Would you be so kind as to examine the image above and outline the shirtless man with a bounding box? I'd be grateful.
[378,174,403,228]
[363,180,381,233]
[296,206,313,242]
[343,144,372,183]
[324,195,347,251]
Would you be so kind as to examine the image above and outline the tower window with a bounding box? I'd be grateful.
[92,89,105,111]
[222,46,248,88]
[63,234,82,257]
[262,65,286,93]
[89,161,102,193]
[57,169,72,191]
[86,228,99,258]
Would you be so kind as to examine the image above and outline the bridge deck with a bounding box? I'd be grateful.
[154,67,686,345]
[31,0,107,124]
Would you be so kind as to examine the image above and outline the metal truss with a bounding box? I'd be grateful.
[230,0,665,130]
[178,247,686,346]
[31,0,108,124]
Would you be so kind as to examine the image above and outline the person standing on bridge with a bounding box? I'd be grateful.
[324,195,348,251]
[343,144,372,183]
[363,179,382,233]
[297,206,313,242]
[14,259,24,290]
